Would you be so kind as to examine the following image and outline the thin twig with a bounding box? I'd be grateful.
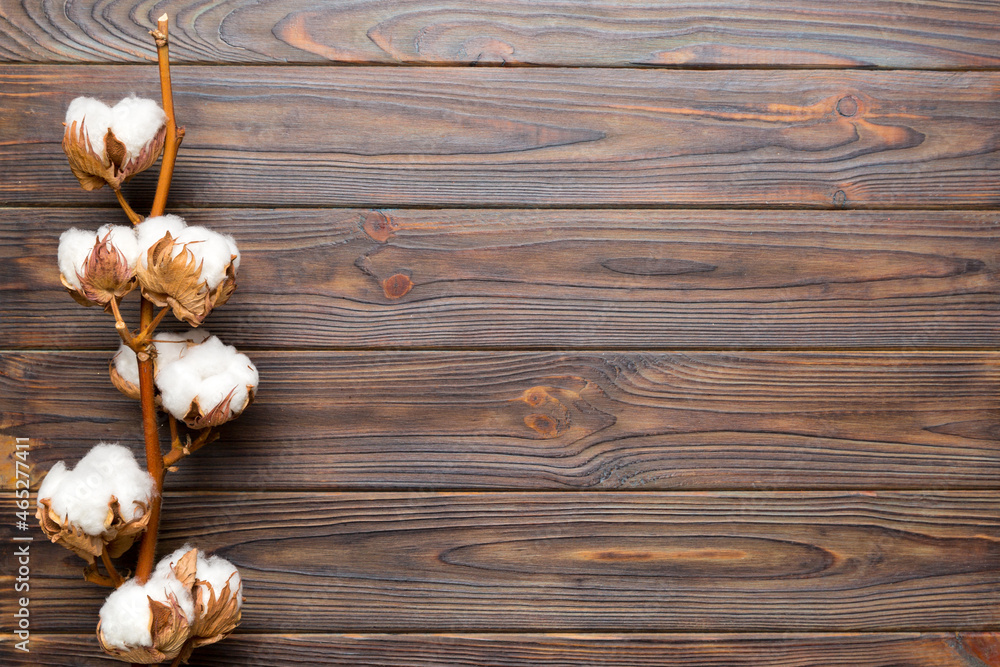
[112,186,143,225]
[149,13,182,219]
[168,414,181,450]
[132,306,169,347]
[163,427,217,467]
[101,547,124,587]
[108,298,135,348]
[83,563,117,588]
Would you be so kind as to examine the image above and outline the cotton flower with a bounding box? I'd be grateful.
[97,549,197,663]
[155,335,258,428]
[57,224,140,308]
[35,443,155,562]
[109,329,211,400]
[135,215,240,326]
[63,96,166,191]
[157,546,243,661]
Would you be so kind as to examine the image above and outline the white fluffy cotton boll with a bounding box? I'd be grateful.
[99,550,196,651]
[65,97,114,153]
[136,214,188,264]
[112,329,212,387]
[155,336,258,427]
[109,96,167,161]
[198,554,243,609]
[170,226,241,289]
[98,579,154,648]
[136,215,239,289]
[156,545,242,611]
[58,225,140,305]
[97,223,141,270]
[57,228,100,290]
[38,443,155,535]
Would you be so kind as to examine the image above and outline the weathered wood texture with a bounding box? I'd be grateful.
[5,351,999,491]
[4,209,998,350]
[13,633,1000,666]
[2,0,999,68]
[3,68,998,208]
[4,492,1000,632]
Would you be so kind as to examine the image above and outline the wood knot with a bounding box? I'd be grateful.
[524,414,559,438]
[836,96,859,117]
[362,210,395,243]
[522,387,550,407]
[832,190,848,207]
[382,273,413,299]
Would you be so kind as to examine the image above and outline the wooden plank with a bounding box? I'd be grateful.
[4,492,1000,631]
[4,350,999,491]
[2,68,998,208]
[14,633,1000,666]
[1,1,999,68]
[3,209,998,350]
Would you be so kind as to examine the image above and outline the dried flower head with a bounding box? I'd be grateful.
[58,225,140,309]
[97,549,197,663]
[156,546,244,661]
[63,96,167,191]
[155,335,258,428]
[135,216,240,326]
[35,444,156,562]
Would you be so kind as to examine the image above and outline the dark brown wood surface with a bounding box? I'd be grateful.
[3,209,998,350]
[2,1,998,664]
[13,633,1000,666]
[3,68,999,208]
[4,492,1000,632]
[4,351,999,491]
[2,0,999,68]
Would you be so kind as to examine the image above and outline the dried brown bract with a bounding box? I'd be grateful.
[178,570,243,660]
[61,230,138,309]
[36,496,152,564]
[63,120,166,192]
[136,233,237,326]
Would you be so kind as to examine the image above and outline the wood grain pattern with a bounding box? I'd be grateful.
[4,351,999,490]
[4,209,998,350]
[3,68,998,208]
[4,492,1000,631]
[2,1,999,68]
[14,633,1000,666]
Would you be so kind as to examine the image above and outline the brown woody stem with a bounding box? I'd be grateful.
[112,186,143,225]
[149,14,182,219]
[101,547,124,587]
[133,13,179,587]
[133,305,163,585]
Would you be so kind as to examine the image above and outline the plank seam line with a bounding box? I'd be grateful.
[3,62,1000,72]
